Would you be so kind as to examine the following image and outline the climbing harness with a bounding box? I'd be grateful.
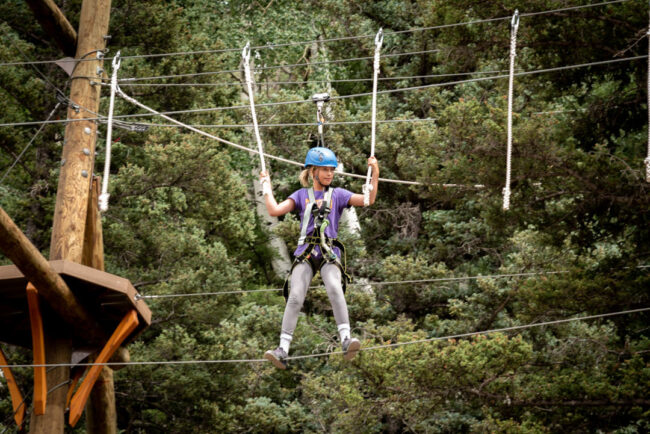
[99,51,121,212]
[363,29,383,206]
[242,43,267,174]
[503,10,519,211]
[282,187,351,300]
[312,92,330,147]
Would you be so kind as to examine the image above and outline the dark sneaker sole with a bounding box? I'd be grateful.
[343,339,361,361]
[264,351,287,370]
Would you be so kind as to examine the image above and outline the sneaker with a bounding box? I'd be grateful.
[264,347,288,370]
[342,337,361,361]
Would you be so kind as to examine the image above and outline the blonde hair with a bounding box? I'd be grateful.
[299,167,313,187]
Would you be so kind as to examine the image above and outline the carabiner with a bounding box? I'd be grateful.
[242,42,251,64]
[375,28,384,48]
[511,10,520,31]
[112,50,121,71]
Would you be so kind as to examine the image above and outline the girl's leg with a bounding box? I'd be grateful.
[320,263,350,340]
[279,261,314,353]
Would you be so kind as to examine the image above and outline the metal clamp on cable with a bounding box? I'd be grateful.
[511,9,520,32]
[312,93,330,147]
[374,28,383,70]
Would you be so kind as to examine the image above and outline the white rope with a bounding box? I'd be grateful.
[363,29,383,206]
[99,52,121,212]
[646,27,650,182]
[242,43,266,174]
[1,306,647,368]
[503,10,519,211]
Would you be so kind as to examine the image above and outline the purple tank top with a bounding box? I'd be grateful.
[288,187,354,259]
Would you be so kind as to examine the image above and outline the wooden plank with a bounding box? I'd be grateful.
[0,260,151,345]
[26,283,46,415]
[0,207,107,344]
[69,310,138,427]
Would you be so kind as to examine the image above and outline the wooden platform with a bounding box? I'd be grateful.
[0,260,151,349]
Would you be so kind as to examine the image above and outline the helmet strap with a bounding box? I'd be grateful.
[312,167,323,189]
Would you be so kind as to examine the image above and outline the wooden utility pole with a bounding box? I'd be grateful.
[30,0,112,432]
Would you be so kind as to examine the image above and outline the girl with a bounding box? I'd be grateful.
[260,147,379,369]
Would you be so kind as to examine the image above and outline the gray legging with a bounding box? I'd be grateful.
[281,259,349,338]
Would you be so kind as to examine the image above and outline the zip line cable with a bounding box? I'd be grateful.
[115,84,482,188]
[2,54,640,129]
[98,55,650,119]
[138,265,650,300]
[116,70,509,87]
[0,102,62,184]
[0,0,632,67]
[1,34,107,129]
[117,117,439,129]
[137,270,573,300]
[118,49,441,83]
[0,306,647,368]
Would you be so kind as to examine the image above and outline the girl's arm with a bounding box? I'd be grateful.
[348,157,379,207]
[260,171,295,216]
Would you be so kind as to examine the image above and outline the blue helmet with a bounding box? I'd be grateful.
[305,147,338,168]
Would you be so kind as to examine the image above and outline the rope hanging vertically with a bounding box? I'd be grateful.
[503,10,519,211]
[99,51,121,212]
[364,28,383,206]
[646,23,650,181]
[242,42,267,174]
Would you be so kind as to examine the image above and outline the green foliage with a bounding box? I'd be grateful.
[1,0,649,432]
